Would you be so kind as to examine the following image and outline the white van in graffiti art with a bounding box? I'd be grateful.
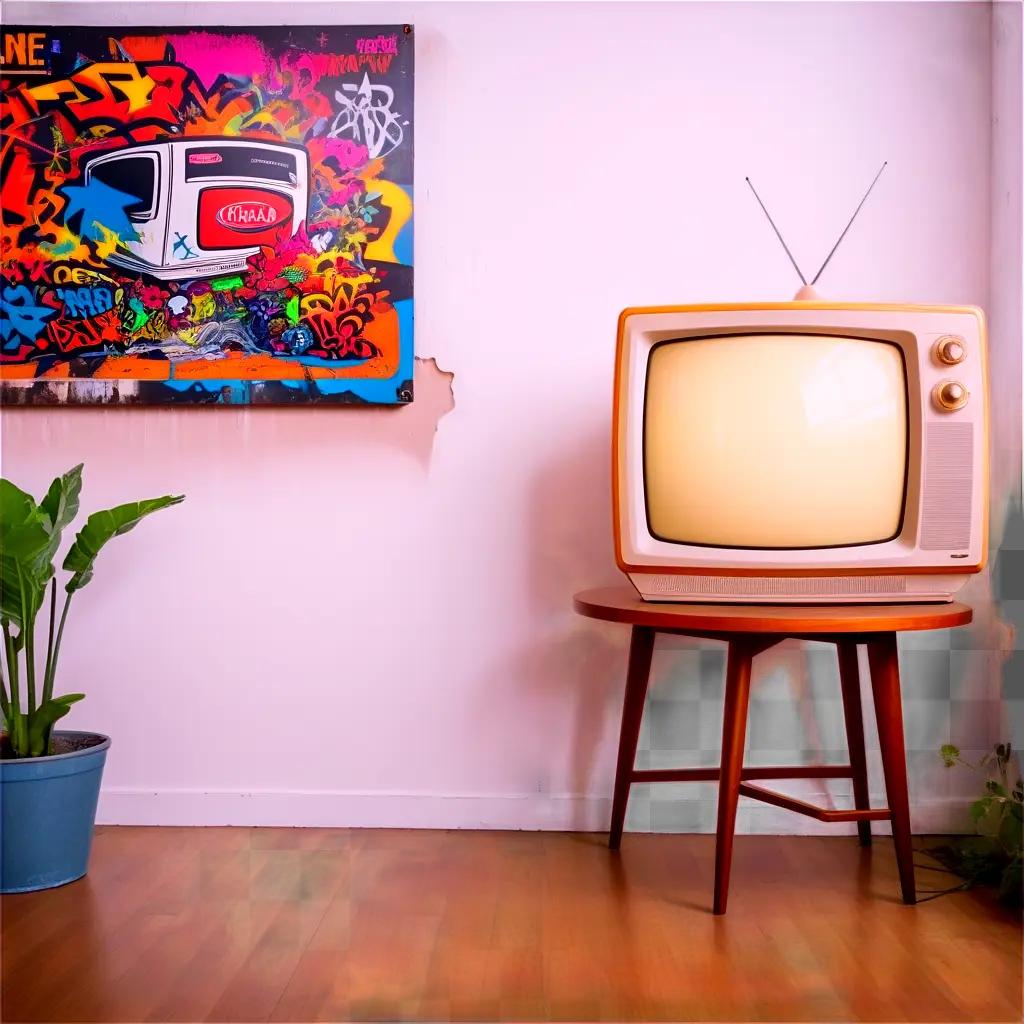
[81,138,309,281]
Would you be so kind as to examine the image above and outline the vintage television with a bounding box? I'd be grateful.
[613,302,988,603]
[80,138,309,281]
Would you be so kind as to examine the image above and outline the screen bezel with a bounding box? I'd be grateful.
[640,330,912,551]
[84,151,161,223]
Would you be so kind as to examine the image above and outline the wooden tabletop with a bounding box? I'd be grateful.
[573,586,972,634]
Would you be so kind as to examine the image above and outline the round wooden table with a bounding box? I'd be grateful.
[574,586,973,914]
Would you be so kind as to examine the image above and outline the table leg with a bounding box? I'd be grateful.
[837,640,872,847]
[866,632,916,904]
[609,626,655,850]
[713,638,756,915]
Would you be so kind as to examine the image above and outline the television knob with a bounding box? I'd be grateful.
[933,380,969,412]
[934,335,966,365]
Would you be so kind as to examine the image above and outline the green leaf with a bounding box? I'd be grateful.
[40,465,83,534]
[0,479,53,629]
[31,465,86,598]
[0,481,50,557]
[986,779,1010,798]
[970,798,993,822]
[940,743,960,766]
[63,495,184,593]
[25,693,84,757]
[1000,807,1024,856]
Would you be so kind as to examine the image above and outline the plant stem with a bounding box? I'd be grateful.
[2,619,20,726]
[44,592,73,704]
[0,652,10,722]
[17,565,36,714]
[42,580,57,704]
[24,614,36,715]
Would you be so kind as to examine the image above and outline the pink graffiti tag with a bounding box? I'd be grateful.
[356,35,398,56]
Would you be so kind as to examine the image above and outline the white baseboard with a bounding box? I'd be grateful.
[97,788,611,830]
[97,787,976,835]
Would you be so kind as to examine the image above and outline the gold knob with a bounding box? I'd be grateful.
[934,335,966,365]
[933,380,968,412]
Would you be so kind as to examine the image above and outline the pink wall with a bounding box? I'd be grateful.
[3,1,1015,830]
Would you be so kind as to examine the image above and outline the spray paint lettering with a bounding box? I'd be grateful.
[357,35,398,56]
[330,73,407,160]
[1,285,56,347]
[56,285,115,318]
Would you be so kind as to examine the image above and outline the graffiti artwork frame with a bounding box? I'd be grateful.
[0,24,414,405]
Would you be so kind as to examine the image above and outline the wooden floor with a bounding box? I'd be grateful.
[1,828,1020,1023]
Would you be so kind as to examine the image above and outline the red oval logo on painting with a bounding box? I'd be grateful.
[215,201,288,233]
[198,188,294,250]
[189,153,222,165]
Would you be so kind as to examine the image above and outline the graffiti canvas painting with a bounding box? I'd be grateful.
[0,25,414,405]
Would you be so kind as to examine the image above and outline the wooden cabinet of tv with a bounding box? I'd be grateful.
[573,586,973,914]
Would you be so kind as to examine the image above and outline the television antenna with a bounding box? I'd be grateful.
[745,162,888,298]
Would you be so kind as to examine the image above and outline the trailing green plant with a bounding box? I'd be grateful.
[936,742,1023,904]
[0,464,183,758]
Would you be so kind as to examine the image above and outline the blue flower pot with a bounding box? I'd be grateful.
[0,731,110,893]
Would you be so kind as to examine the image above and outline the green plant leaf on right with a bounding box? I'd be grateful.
[940,743,960,767]
[970,797,993,823]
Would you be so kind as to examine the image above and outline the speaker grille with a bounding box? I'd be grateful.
[646,575,908,597]
[920,422,973,550]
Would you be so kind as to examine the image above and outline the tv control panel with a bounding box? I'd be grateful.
[931,334,970,412]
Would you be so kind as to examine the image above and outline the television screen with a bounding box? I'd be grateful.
[644,334,908,549]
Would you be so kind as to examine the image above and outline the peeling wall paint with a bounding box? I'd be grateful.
[280,352,457,465]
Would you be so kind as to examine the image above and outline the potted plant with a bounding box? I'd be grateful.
[1,464,183,893]
[929,742,1024,905]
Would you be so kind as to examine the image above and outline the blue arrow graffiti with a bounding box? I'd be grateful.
[61,178,140,242]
